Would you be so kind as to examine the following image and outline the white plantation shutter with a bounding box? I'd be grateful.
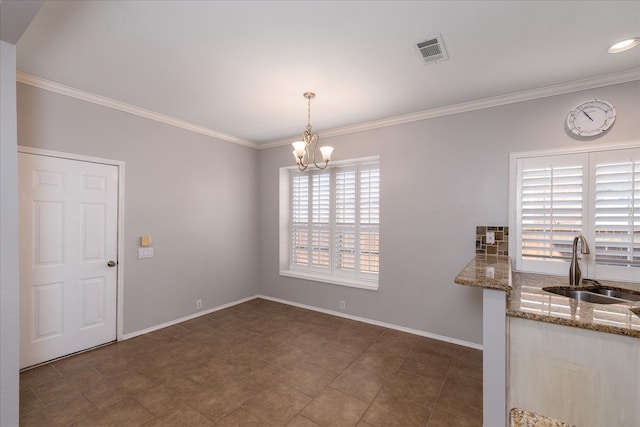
[311,173,331,270]
[359,166,380,275]
[591,148,640,281]
[515,147,640,281]
[291,174,309,266]
[289,160,380,286]
[516,154,587,275]
[335,168,357,273]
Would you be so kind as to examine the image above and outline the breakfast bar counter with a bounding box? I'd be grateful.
[454,255,640,338]
[455,255,640,426]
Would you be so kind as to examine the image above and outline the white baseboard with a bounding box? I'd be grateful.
[121,293,483,351]
[121,295,258,340]
[257,294,483,351]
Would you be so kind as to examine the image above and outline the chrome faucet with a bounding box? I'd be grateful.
[569,235,590,286]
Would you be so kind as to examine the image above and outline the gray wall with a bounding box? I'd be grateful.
[1,39,20,427]
[14,78,640,346]
[17,83,260,334]
[1,2,42,423]
[258,81,640,346]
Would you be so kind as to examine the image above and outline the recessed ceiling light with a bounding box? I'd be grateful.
[608,38,640,53]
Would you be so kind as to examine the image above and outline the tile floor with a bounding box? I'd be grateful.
[19,298,482,426]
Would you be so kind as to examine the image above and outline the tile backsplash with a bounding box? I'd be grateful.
[476,226,509,256]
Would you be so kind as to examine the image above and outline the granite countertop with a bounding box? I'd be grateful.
[508,271,640,338]
[509,408,574,427]
[453,255,512,291]
[455,255,640,338]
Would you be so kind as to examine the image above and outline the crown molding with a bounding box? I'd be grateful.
[260,68,640,149]
[17,68,640,151]
[16,71,257,148]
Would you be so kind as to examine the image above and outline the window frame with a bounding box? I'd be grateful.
[279,156,380,291]
[509,142,640,282]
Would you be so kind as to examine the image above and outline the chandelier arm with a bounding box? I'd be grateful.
[311,133,328,169]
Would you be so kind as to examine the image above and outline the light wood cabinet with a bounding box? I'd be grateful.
[508,317,640,427]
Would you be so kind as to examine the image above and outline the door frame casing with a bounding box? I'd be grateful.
[18,146,126,342]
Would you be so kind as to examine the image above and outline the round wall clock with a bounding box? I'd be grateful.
[566,99,616,137]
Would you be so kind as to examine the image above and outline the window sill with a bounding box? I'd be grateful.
[280,270,379,291]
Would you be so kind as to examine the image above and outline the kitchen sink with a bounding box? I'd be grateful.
[542,286,625,304]
[589,287,640,301]
[542,284,640,305]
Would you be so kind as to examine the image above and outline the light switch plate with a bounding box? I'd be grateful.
[486,231,496,244]
[138,247,154,258]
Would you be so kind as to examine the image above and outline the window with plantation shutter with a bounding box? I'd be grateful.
[513,146,640,282]
[359,166,380,276]
[590,149,640,281]
[517,154,586,275]
[283,158,380,290]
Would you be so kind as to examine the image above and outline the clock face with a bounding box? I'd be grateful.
[567,99,616,137]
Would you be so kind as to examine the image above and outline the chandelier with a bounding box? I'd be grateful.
[291,92,333,171]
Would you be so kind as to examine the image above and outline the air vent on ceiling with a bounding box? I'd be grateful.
[416,34,449,64]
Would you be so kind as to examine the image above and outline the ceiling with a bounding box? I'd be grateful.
[15,0,640,147]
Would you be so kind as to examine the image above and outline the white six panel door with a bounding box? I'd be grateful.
[19,153,118,369]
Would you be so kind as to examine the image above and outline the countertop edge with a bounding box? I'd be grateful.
[506,308,640,339]
[453,255,512,291]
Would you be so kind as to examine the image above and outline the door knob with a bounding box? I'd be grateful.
[107,260,117,267]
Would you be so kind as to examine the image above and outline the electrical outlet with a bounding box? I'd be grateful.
[196,299,202,310]
[340,300,346,310]
[486,231,496,245]
[138,247,154,258]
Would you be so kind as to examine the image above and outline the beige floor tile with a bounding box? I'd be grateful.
[451,349,483,382]
[302,345,358,374]
[93,353,149,377]
[19,395,97,427]
[427,397,482,427]
[261,345,308,369]
[242,382,311,425]
[71,397,155,426]
[20,364,63,390]
[366,330,419,357]
[399,351,451,382]
[187,388,243,422]
[350,350,405,378]
[20,387,44,415]
[277,362,337,397]
[84,371,156,409]
[300,388,369,426]
[134,384,185,416]
[439,367,482,410]
[142,402,214,426]
[215,408,266,426]
[383,370,442,406]
[185,357,243,385]
[33,367,104,405]
[411,337,459,358]
[362,389,431,427]
[194,375,256,406]
[51,348,108,375]
[138,355,189,383]
[286,414,322,426]
[161,375,208,397]
[330,366,385,403]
